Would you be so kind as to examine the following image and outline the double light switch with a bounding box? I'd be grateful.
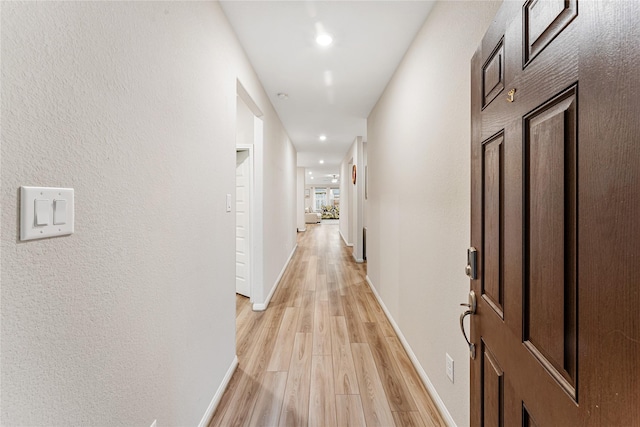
[21,186,74,241]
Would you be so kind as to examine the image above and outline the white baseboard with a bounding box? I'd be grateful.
[352,252,364,263]
[339,230,353,247]
[297,227,306,232]
[365,275,456,427]
[253,244,297,311]
[198,355,239,427]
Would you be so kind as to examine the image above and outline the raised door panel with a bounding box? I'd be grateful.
[482,343,504,427]
[482,39,505,108]
[522,404,539,427]
[482,132,504,317]
[523,85,578,398]
[524,0,578,66]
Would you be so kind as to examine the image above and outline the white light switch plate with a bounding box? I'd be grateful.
[20,186,74,241]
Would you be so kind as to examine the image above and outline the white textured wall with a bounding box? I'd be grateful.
[259,116,297,304]
[339,137,364,261]
[366,1,501,425]
[296,168,306,231]
[339,143,355,246]
[236,96,255,146]
[1,1,295,425]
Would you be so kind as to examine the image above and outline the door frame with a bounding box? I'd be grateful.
[236,145,254,301]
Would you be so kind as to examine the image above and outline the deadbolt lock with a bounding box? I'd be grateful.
[466,247,477,280]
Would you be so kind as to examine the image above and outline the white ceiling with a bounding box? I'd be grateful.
[219,1,436,184]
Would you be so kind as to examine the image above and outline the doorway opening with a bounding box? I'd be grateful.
[235,148,252,298]
[235,80,264,314]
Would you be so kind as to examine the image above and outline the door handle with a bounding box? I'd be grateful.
[459,290,477,359]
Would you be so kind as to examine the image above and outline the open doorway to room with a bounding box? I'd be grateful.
[235,81,263,312]
[235,148,252,298]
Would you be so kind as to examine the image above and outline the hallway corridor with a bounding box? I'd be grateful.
[210,224,445,426]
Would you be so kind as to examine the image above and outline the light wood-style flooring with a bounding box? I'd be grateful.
[210,223,445,427]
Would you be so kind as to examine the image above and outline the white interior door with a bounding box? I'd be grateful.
[236,150,251,297]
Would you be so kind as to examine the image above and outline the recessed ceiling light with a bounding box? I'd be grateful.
[277,93,289,99]
[308,171,312,175]
[319,160,324,164]
[319,135,327,141]
[316,34,333,47]
[311,176,314,180]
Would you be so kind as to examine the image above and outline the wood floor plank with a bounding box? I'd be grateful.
[263,300,287,331]
[316,273,329,302]
[337,264,350,297]
[327,267,345,316]
[285,277,303,307]
[351,343,396,427]
[392,411,427,427]
[326,261,338,285]
[330,316,360,394]
[236,294,249,314]
[246,309,282,377]
[341,293,367,343]
[248,371,288,427]
[386,337,446,426]
[364,322,417,412]
[312,300,331,355]
[309,355,337,427]
[328,288,344,317]
[279,333,313,427]
[317,253,327,276]
[362,288,396,337]
[236,310,265,359]
[208,367,240,426]
[217,368,264,427]
[352,285,377,323]
[305,255,318,291]
[267,307,300,371]
[336,395,367,427]
[297,290,315,333]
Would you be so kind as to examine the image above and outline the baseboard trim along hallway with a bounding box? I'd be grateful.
[253,244,298,311]
[339,229,353,247]
[198,355,239,427]
[365,275,457,427]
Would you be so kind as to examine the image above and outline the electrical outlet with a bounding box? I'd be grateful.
[446,353,454,383]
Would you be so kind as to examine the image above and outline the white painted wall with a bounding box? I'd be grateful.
[296,168,306,231]
[1,1,295,425]
[366,1,501,425]
[257,114,297,307]
[340,151,354,246]
[236,95,255,146]
[339,137,364,261]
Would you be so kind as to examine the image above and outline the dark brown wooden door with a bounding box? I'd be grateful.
[469,1,640,425]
